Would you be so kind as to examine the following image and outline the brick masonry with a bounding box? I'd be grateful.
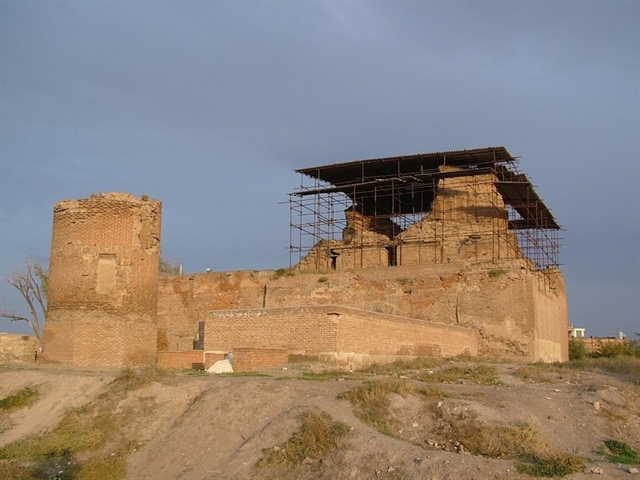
[233,348,289,372]
[206,305,478,368]
[297,171,521,271]
[40,189,568,370]
[161,259,567,364]
[0,333,38,364]
[157,351,204,370]
[42,193,161,368]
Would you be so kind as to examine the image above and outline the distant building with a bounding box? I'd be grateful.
[568,325,586,338]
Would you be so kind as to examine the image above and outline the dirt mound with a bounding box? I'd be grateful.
[1,362,638,479]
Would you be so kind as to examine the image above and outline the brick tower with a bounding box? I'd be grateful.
[42,193,161,367]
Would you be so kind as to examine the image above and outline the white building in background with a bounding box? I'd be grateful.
[568,325,586,338]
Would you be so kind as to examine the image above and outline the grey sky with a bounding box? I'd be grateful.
[1,1,638,338]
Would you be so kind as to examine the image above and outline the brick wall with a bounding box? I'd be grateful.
[43,193,161,367]
[204,352,226,369]
[0,334,38,364]
[157,270,270,352]
[233,348,289,372]
[334,309,477,358]
[160,260,568,362]
[206,307,338,352]
[157,351,204,369]
[43,312,157,367]
[206,305,478,369]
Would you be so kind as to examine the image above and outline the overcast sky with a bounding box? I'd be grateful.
[1,1,638,338]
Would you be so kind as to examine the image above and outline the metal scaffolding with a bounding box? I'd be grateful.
[289,147,561,271]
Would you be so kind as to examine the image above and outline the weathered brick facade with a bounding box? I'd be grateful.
[0,333,38,364]
[42,193,161,367]
[41,178,568,370]
[206,306,478,368]
[296,169,522,271]
[162,261,567,365]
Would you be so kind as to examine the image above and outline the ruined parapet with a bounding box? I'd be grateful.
[297,209,398,271]
[342,208,400,243]
[398,168,522,265]
[42,193,161,367]
[291,147,560,272]
[296,168,524,271]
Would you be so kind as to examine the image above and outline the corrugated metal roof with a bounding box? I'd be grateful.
[296,146,515,185]
[293,146,560,230]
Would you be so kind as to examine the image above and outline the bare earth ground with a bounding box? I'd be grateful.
[1,361,639,480]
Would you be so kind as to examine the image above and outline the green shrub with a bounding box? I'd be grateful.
[488,268,507,278]
[273,268,294,278]
[338,379,415,434]
[568,339,587,360]
[517,452,586,477]
[597,340,640,358]
[0,387,39,411]
[598,439,639,464]
[564,356,640,384]
[364,356,441,375]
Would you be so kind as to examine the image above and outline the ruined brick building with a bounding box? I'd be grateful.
[42,147,568,370]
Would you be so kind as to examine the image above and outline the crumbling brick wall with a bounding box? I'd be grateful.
[0,334,38,364]
[42,189,567,369]
[160,259,567,363]
[157,270,270,352]
[43,193,161,367]
[296,170,522,272]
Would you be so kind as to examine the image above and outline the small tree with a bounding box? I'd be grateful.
[568,338,587,361]
[0,261,47,344]
[159,256,181,275]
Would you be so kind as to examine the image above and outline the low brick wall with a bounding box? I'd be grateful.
[335,310,475,358]
[206,307,336,353]
[206,305,478,369]
[204,352,226,369]
[233,348,288,372]
[0,333,38,364]
[157,351,204,369]
[156,351,231,370]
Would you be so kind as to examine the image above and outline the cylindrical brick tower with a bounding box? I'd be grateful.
[42,193,162,367]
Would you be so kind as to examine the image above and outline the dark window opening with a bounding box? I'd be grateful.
[387,246,397,267]
[329,250,340,270]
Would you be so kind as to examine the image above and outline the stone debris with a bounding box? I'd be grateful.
[629,467,639,474]
[207,359,234,374]
[587,466,604,474]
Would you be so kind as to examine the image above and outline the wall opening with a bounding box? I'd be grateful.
[387,246,397,267]
[96,254,117,294]
[329,250,340,269]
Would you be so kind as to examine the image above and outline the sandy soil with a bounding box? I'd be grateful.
[1,362,638,479]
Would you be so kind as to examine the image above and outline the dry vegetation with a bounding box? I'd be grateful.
[0,365,166,480]
[256,410,350,471]
[1,354,639,479]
